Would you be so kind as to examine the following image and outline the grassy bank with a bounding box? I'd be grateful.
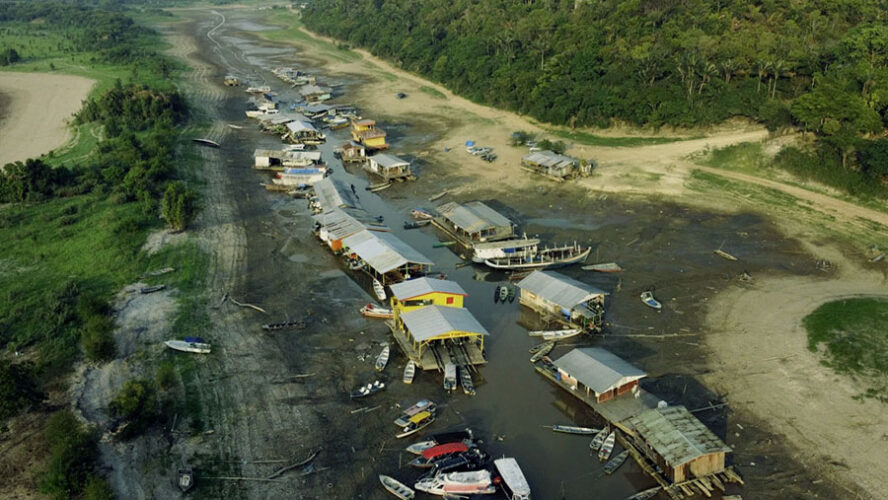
[257,8,359,64]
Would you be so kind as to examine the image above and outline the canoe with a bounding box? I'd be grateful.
[375,343,390,371]
[428,190,448,202]
[394,399,437,427]
[582,262,622,273]
[589,427,608,451]
[165,340,211,354]
[373,279,387,301]
[370,182,392,192]
[494,457,531,500]
[640,291,662,310]
[405,429,474,454]
[529,341,555,363]
[507,286,516,303]
[379,474,415,500]
[404,220,431,230]
[494,285,501,303]
[598,431,616,461]
[351,380,385,399]
[411,208,435,220]
[140,284,166,294]
[403,360,416,384]
[626,487,662,500]
[498,285,509,303]
[361,303,394,319]
[603,449,629,475]
[528,342,553,354]
[714,249,738,261]
[459,366,475,396]
[528,329,581,341]
[397,411,435,438]
[551,425,600,435]
[443,363,457,391]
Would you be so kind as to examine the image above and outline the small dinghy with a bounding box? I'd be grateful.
[529,341,555,363]
[589,427,609,451]
[640,291,662,310]
[443,363,457,391]
[498,285,509,303]
[603,449,629,475]
[375,343,391,371]
[528,328,581,341]
[351,380,385,398]
[627,486,663,500]
[373,279,387,301]
[411,208,434,220]
[550,424,600,435]
[459,366,475,396]
[598,431,616,461]
[403,360,416,384]
[140,284,166,294]
[395,399,437,427]
[397,411,435,438]
[165,340,211,354]
[361,303,394,319]
[582,262,622,273]
[379,474,415,500]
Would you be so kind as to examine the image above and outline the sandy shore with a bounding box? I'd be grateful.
[0,72,94,166]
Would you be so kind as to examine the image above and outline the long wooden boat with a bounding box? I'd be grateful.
[589,427,608,451]
[582,262,622,273]
[428,190,448,202]
[403,220,431,230]
[375,343,390,372]
[528,328,581,341]
[598,431,616,461]
[528,342,553,354]
[603,449,629,475]
[484,244,591,270]
[394,399,437,427]
[714,249,738,261]
[370,182,392,192]
[507,286,516,303]
[529,341,555,363]
[411,208,435,220]
[550,425,600,435]
[494,457,531,500]
[640,291,662,310]
[373,279,387,301]
[140,284,166,294]
[471,237,540,263]
[261,319,305,331]
[379,474,415,500]
[361,303,394,319]
[396,411,435,438]
[192,138,220,148]
[626,486,662,500]
[403,360,416,384]
[414,470,496,496]
[165,340,211,354]
[351,380,385,399]
[459,366,475,396]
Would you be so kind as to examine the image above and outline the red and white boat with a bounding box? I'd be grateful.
[360,303,394,319]
[409,442,469,468]
[414,470,496,496]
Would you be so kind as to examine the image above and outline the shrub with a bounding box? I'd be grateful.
[39,411,98,500]
[0,362,43,421]
[161,181,197,232]
[155,361,175,390]
[109,378,156,438]
[81,315,116,362]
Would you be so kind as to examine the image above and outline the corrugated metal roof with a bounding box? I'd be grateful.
[286,121,318,133]
[313,178,360,210]
[370,153,409,168]
[390,278,467,300]
[400,305,489,342]
[312,208,388,241]
[552,347,646,395]
[300,84,332,95]
[516,271,605,310]
[436,201,512,233]
[626,406,731,466]
[341,230,432,274]
[254,149,322,162]
[523,150,578,170]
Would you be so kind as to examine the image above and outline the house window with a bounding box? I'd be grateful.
[446,297,454,305]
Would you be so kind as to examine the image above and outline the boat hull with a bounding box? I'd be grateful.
[484,246,591,270]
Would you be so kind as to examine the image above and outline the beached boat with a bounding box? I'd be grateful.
[351,380,385,399]
[411,208,435,220]
[484,244,591,270]
[626,486,662,500]
[165,340,211,354]
[140,284,166,294]
[528,328,581,341]
[409,442,469,468]
[459,366,476,396]
[428,190,448,202]
[414,470,496,496]
[640,291,662,310]
[261,319,305,331]
[403,220,431,230]
[550,425,599,435]
[471,237,540,263]
[582,262,622,273]
[405,429,473,454]
[507,286,516,303]
[529,341,555,363]
[245,86,271,94]
[373,279,387,301]
[403,360,416,384]
[177,469,195,493]
[589,427,608,451]
[379,474,415,500]
[528,342,553,354]
[395,399,437,427]
[714,249,738,261]
[370,182,391,192]
[443,363,457,391]
[361,303,394,319]
[397,411,435,438]
[405,440,437,455]
[498,285,509,302]
[603,449,629,475]
[598,431,616,461]
[494,457,531,500]
[375,343,390,371]
[494,285,501,303]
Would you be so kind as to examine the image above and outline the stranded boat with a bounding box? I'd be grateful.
[404,220,431,230]
[443,363,457,391]
[528,328,581,341]
[471,237,540,263]
[375,343,391,371]
[603,449,629,475]
[394,399,437,427]
[379,474,415,500]
[494,457,531,500]
[397,411,435,438]
[411,208,435,220]
[640,291,662,310]
[459,366,476,396]
[361,303,394,319]
[165,339,211,354]
[598,431,616,461]
[414,469,496,496]
[498,285,509,303]
[550,425,600,435]
[529,341,555,363]
[590,427,609,451]
[373,278,387,301]
[582,262,622,273]
[408,442,469,468]
[351,380,385,398]
[405,429,473,455]
[484,243,591,270]
[403,360,416,384]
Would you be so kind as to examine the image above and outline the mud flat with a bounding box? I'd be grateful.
[0,72,94,166]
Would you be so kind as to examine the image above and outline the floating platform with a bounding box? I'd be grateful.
[387,321,486,371]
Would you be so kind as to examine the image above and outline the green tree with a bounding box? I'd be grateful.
[81,315,116,362]
[83,475,114,500]
[39,411,98,500]
[108,378,156,438]
[160,181,197,232]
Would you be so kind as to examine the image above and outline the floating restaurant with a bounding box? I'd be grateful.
[516,270,606,331]
[433,201,515,246]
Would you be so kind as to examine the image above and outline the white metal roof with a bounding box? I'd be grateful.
[626,406,732,466]
[400,305,489,342]
[313,178,360,210]
[300,84,332,96]
[342,230,432,274]
[517,270,605,310]
[370,153,409,168]
[390,278,467,300]
[254,149,322,162]
[523,150,579,170]
[436,201,512,233]
[312,208,387,241]
[286,120,318,133]
[553,347,647,395]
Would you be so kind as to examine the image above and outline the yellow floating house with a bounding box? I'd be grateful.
[389,277,467,320]
[390,304,488,370]
[351,119,389,150]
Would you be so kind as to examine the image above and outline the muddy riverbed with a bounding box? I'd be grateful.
[165,9,845,500]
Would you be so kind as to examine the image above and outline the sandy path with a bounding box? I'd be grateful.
[704,242,888,499]
[0,72,94,166]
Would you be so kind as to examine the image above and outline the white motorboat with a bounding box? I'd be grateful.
[164,340,211,354]
[494,457,531,500]
[373,278,387,301]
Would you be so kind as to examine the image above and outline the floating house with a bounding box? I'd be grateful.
[392,304,488,370]
[516,270,606,331]
[299,84,333,103]
[271,167,326,187]
[552,348,646,403]
[313,207,389,252]
[337,141,366,164]
[433,201,515,245]
[351,119,389,151]
[312,178,361,212]
[390,278,467,321]
[300,103,334,119]
[253,149,322,170]
[625,406,732,484]
[285,120,325,144]
[521,151,590,180]
[367,153,412,181]
[341,230,433,285]
[256,112,306,133]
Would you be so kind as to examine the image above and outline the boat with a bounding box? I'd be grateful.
[394,399,437,427]
[428,190,448,202]
[483,243,591,270]
[494,285,501,303]
[411,208,435,220]
[397,411,435,438]
[640,291,662,310]
[405,440,437,455]
[177,469,195,493]
[245,85,272,93]
[432,241,455,247]
[140,284,166,294]
[714,249,738,261]
[375,343,390,371]
[494,457,531,500]
[272,167,327,186]
[432,448,489,473]
[529,341,555,363]
[443,363,457,391]
[459,366,475,396]
[507,286,516,303]
[370,182,392,192]
[403,360,416,384]
[405,429,474,454]
[603,449,629,475]
[528,342,554,354]
[350,380,385,399]
[528,329,581,341]
[165,340,211,354]
[373,279,387,301]
[598,431,616,461]
[471,237,540,263]
[498,285,509,303]
[550,425,599,435]
[191,138,220,148]
[403,220,431,230]
[261,319,305,331]
[589,427,608,451]
[414,469,496,496]
[408,442,469,468]
[361,303,394,319]
[582,262,622,273]
[379,474,415,500]
[626,486,662,500]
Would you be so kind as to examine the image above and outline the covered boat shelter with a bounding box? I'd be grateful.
[433,201,515,244]
[393,305,488,370]
[312,178,361,212]
[341,230,432,285]
[517,270,606,331]
[312,207,388,252]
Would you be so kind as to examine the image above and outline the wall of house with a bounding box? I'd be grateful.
[688,453,725,478]
[617,380,638,396]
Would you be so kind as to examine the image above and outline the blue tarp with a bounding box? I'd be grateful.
[465,140,475,147]
[184,336,205,343]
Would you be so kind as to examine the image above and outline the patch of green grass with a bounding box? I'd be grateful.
[699,142,767,173]
[546,127,701,147]
[375,71,397,82]
[256,9,360,63]
[419,85,446,99]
